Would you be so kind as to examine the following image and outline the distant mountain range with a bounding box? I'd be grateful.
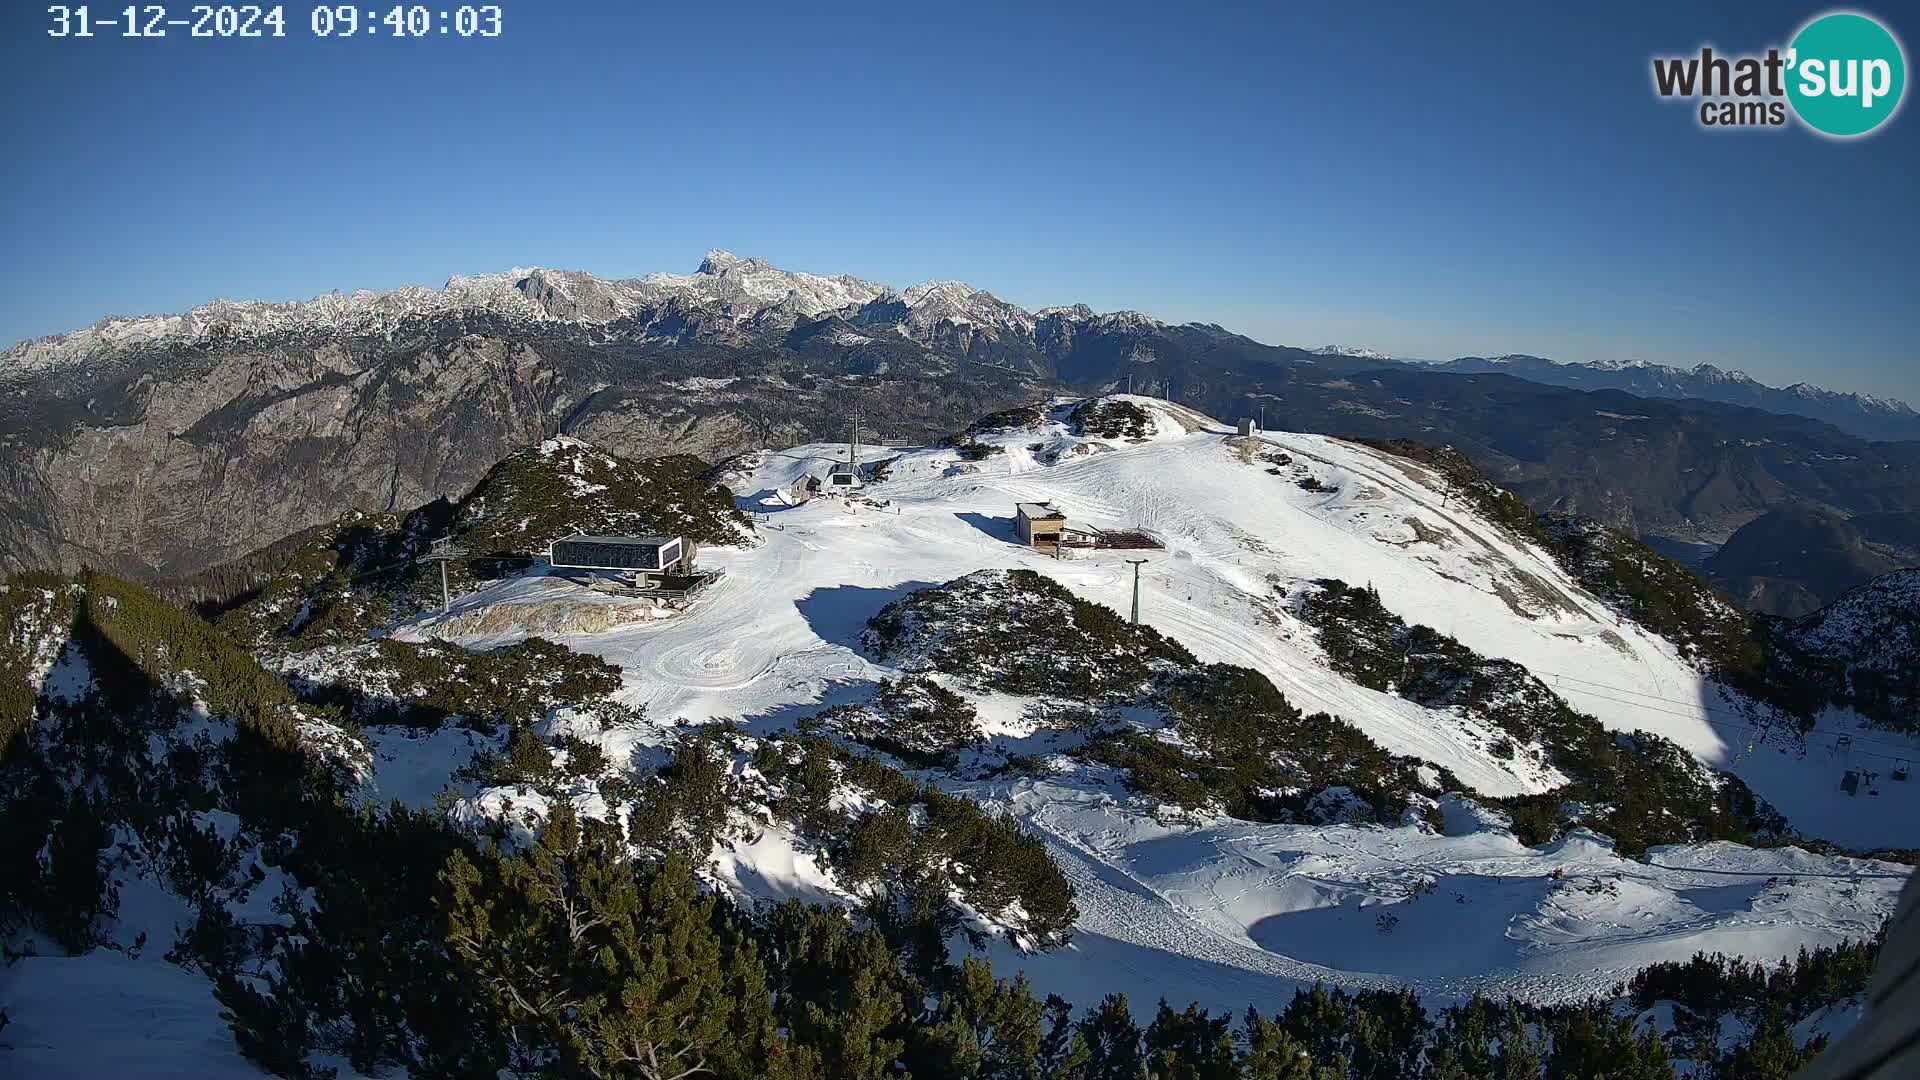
[1423,354,1920,442]
[4,250,1917,616]
[10,261,1911,442]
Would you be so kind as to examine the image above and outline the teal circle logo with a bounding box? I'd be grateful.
[1787,12,1906,137]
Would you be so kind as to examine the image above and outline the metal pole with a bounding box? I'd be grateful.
[1127,558,1148,624]
[418,535,467,617]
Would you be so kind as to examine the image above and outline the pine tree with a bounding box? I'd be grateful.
[45,789,117,952]
[909,956,1048,1078]
[444,805,777,1079]
[213,968,320,1080]
[1241,1009,1324,1080]
[1066,994,1144,1080]
[1277,985,1354,1073]
[1142,1001,1235,1080]
[762,901,911,1079]
[1498,1003,1549,1079]
[1346,988,1426,1079]
[1713,1017,1820,1080]
[1542,1006,1672,1080]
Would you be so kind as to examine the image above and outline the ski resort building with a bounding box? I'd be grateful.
[1014,502,1105,552]
[786,475,823,505]
[1015,501,1163,554]
[827,461,862,490]
[548,534,692,576]
[1015,502,1067,546]
[545,533,727,602]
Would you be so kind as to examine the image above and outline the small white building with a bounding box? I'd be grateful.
[1237,417,1260,436]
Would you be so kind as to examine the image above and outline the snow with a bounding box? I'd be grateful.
[390,400,1914,1016]
[975,785,1903,1011]
[666,375,739,391]
[10,400,1914,1071]
[710,821,849,909]
[3,951,276,1080]
[1312,344,1396,360]
[0,252,1157,382]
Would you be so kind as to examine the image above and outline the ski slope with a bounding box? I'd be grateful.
[409,397,1916,1015]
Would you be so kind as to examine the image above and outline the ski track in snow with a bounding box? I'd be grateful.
[392,399,1916,1018]
[14,401,1914,1071]
[330,401,1920,1014]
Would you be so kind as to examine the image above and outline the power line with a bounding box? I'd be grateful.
[1535,669,1920,759]
[1539,686,1914,769]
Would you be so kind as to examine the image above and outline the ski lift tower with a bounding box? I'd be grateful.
[417,535,468,614]
[1126,558,1149,625]
[848,402,867,470]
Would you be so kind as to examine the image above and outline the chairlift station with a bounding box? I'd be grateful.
[548,534,690,575]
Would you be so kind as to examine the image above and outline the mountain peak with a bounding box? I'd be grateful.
[1311,344,1396,361]
[695,250,780,277]
[902,280,982,305]
[698,250,751,274]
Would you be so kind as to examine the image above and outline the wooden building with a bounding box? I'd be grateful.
[786,475,823,505]
[1015,502,1067,546]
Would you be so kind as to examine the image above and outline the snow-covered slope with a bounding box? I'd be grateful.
[401,397,1915,1016]
[9,399,1913,1074]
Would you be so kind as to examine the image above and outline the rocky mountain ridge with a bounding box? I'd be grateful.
[0,249,1172,384]
[6,252,1920,608]
[12,259,1911,447]
[1429,354,1920,442]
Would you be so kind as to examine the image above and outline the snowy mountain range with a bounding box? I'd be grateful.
[1428,354,1920,442]
[1311,344,1400,361]
[10,251,1912,442]
[0,250,1167,382]
[5,251,1920,614]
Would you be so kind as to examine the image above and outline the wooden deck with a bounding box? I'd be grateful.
[1095,530,1164,550]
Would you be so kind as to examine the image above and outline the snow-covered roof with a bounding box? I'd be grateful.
[1016,502,1063,519]
[1061,520,1102,535]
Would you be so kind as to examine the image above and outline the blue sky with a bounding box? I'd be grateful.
[2,2,1915,401]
